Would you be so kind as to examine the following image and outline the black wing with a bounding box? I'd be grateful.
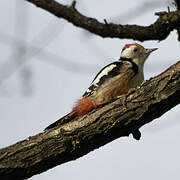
[83,61,123,97]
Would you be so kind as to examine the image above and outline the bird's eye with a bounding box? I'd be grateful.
[134,48,138,52]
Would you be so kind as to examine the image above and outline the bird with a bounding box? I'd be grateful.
[45,43,157,131]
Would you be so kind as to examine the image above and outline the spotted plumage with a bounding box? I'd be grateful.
[83,58,138,98]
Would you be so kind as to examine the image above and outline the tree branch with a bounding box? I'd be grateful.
[174,0,180,40]
[25,0,180,41]
[0,61,180,179]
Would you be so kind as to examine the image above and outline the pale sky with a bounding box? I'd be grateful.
[0,0,180,180]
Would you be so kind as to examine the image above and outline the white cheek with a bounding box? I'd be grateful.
[92,64,117,85]
[121,48,134,58]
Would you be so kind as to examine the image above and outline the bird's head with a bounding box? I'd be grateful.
[120,43,158,68]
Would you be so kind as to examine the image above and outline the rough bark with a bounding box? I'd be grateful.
[174,0,180,40]
[0,61,180,180]
[25,0,180,41]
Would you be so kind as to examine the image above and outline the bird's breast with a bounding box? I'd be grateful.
[92,71,144,104]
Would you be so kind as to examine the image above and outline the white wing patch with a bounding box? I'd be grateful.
[86,88,92,93]
[83,62,119,97]
[92,64,117,85]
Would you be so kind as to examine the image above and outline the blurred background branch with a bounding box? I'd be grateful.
[109,1,172,23]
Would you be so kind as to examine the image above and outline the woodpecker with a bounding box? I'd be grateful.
[45,43,157,131]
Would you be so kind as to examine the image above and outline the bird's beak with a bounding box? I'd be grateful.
[146,48,158,54]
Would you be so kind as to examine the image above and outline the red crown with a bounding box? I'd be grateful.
[122,43,142,51]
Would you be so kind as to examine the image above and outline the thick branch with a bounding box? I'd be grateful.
[25,0,180,41]
[0,61,180,179]
[174,0,180,40]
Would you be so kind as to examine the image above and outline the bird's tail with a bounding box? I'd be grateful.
[72,97,99,117]
[44,111,77,131]
[44,97,100,131]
